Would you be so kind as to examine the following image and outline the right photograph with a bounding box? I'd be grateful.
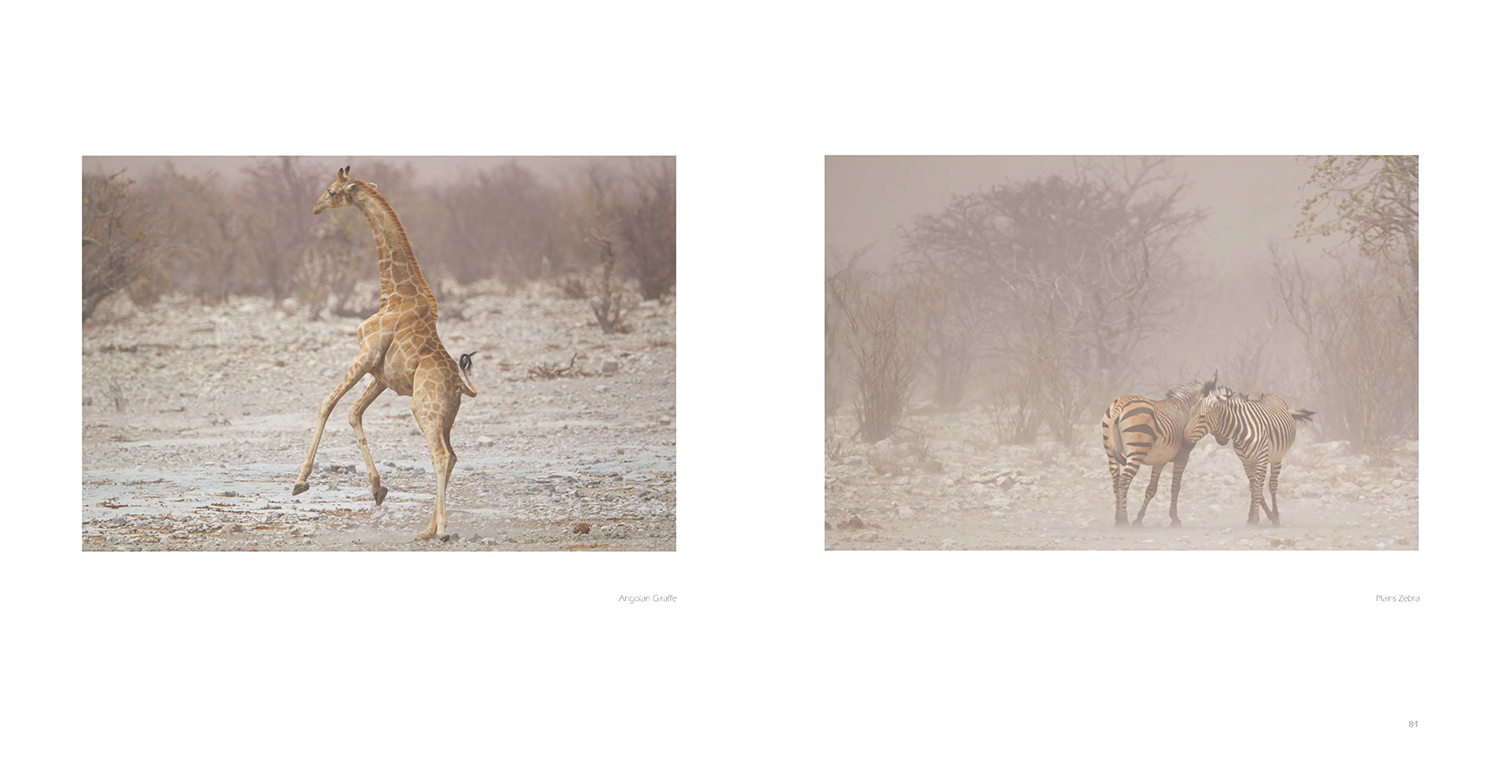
[825,156,1417,550]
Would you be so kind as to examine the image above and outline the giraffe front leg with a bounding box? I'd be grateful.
[348,379,389,508]
[293,356,374,495]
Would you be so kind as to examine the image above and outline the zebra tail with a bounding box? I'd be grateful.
[1292,409,1316,424]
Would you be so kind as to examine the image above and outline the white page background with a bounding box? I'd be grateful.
[7,2,1493,754]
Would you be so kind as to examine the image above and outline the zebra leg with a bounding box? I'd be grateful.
[1133,464,1164,526]
[1114,454,1145,527]
[1167,451,1190,527]
[1238,454,1258,524]
[1242,454,1271,526]
[1267,462,1283,526]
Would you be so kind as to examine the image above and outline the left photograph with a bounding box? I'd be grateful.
[82,156,676,551]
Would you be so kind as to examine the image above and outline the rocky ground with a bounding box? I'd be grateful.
[825,407,1417,550]
[82,281,675,551]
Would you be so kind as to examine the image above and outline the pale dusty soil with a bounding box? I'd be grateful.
[82,282,675,551]
[825,407,1417,551]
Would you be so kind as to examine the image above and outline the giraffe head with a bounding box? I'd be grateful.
[1185,390,1232,446]
[313,166,371,215]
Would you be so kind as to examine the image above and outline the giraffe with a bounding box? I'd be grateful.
[292,166,477,540]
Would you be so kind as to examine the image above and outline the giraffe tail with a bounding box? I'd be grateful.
[457,351,478,398]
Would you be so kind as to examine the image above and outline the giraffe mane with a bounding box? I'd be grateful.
[355,180,438,307]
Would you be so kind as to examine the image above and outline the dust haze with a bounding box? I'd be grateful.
[825,156,1417,550]
[83,156,675,550]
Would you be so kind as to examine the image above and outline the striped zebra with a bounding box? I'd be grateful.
[1184,390,1315,526]
[1101,374,1217,527]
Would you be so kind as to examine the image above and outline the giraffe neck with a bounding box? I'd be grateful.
[352,184,437,312]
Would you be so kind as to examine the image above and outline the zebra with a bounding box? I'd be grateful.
[1101,373,1217,527]
[1184,390,1315,526]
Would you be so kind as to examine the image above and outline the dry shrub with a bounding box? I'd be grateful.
[557,274,589,300]
[1271,240,1417,446]
[902,158,1203,440]
[83,170,163,322]
[79,157,675,312]
[829,269,920,444]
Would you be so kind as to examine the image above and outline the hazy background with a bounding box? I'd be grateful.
[82,155,674,324]
[828,156,1322,266]
[86,156,628,186]
[826,156,1417,448]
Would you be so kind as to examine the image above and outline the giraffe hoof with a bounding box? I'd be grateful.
[373,486,388,507]
[415,528,436,541]
[292,482,309,496]
[438,533,453,543]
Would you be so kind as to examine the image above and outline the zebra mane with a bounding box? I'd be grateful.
[1166,379,1214,402]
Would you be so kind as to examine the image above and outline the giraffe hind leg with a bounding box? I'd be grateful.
[412,382,461,541]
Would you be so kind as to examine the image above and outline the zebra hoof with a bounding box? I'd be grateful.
[1114,519,1129,528]
[1130,519,1143,528]
[1170,519,1182,528]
